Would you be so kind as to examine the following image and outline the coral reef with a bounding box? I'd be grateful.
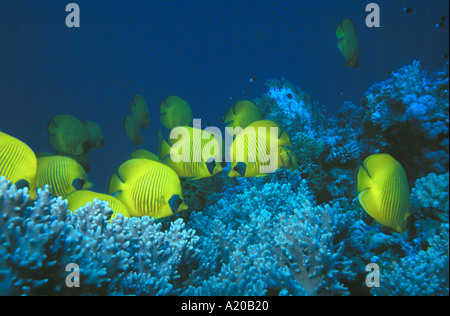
[186,181,355,295]
[253,79,332,198]
[1,61,449,296]
[0,177,201,295]
[362,61,449,181]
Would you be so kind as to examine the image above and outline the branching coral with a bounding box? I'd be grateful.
[0,176,202,295]
[186,182,355,295]
[411,172,449,222]
[371,225,449,296]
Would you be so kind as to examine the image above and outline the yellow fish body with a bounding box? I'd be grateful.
[36,156,92,198]
[159,95,193,129]
[336,18,360,68]
[128,149,161,162]
[108,158,188,219]
[224,100,263,131]
[47,114,91,156]
[123,114,142,146]
[158,127,223,179]
[228,120,293,177]
[357,154,411,233]
[0,131,37,199]
[130,94,151,128]
[65,190,131,219]
[82,120,105,149]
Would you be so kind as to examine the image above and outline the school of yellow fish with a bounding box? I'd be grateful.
[1,21,412,232]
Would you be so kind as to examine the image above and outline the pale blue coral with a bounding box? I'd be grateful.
[371,225,449,296]
[0,176,202,295]
[411,172,449,222]
[187,182,355,295]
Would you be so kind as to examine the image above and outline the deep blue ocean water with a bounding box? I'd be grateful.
[1,0,448,191]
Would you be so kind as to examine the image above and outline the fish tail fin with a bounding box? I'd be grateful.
[278,130,293,147]
[288,152,299,171]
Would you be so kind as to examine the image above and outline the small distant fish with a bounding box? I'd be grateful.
[0,131,37,199]
[123,114,142,146]
[242,88,248,93]
[435,16,447,28]
[160,95,193,129]
[36,156,92,198]
[357,154,411,233]
[403,6,413,13]
[130,94,151,128]
[249,76,256,83]
[108,158,188,218]
[66,190,131,220]
[336,18,360,68]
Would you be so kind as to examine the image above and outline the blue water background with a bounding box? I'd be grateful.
[0,0,448,191]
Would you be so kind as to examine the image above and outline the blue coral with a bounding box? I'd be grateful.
[186,181,355,295]
[0,176,201,295]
